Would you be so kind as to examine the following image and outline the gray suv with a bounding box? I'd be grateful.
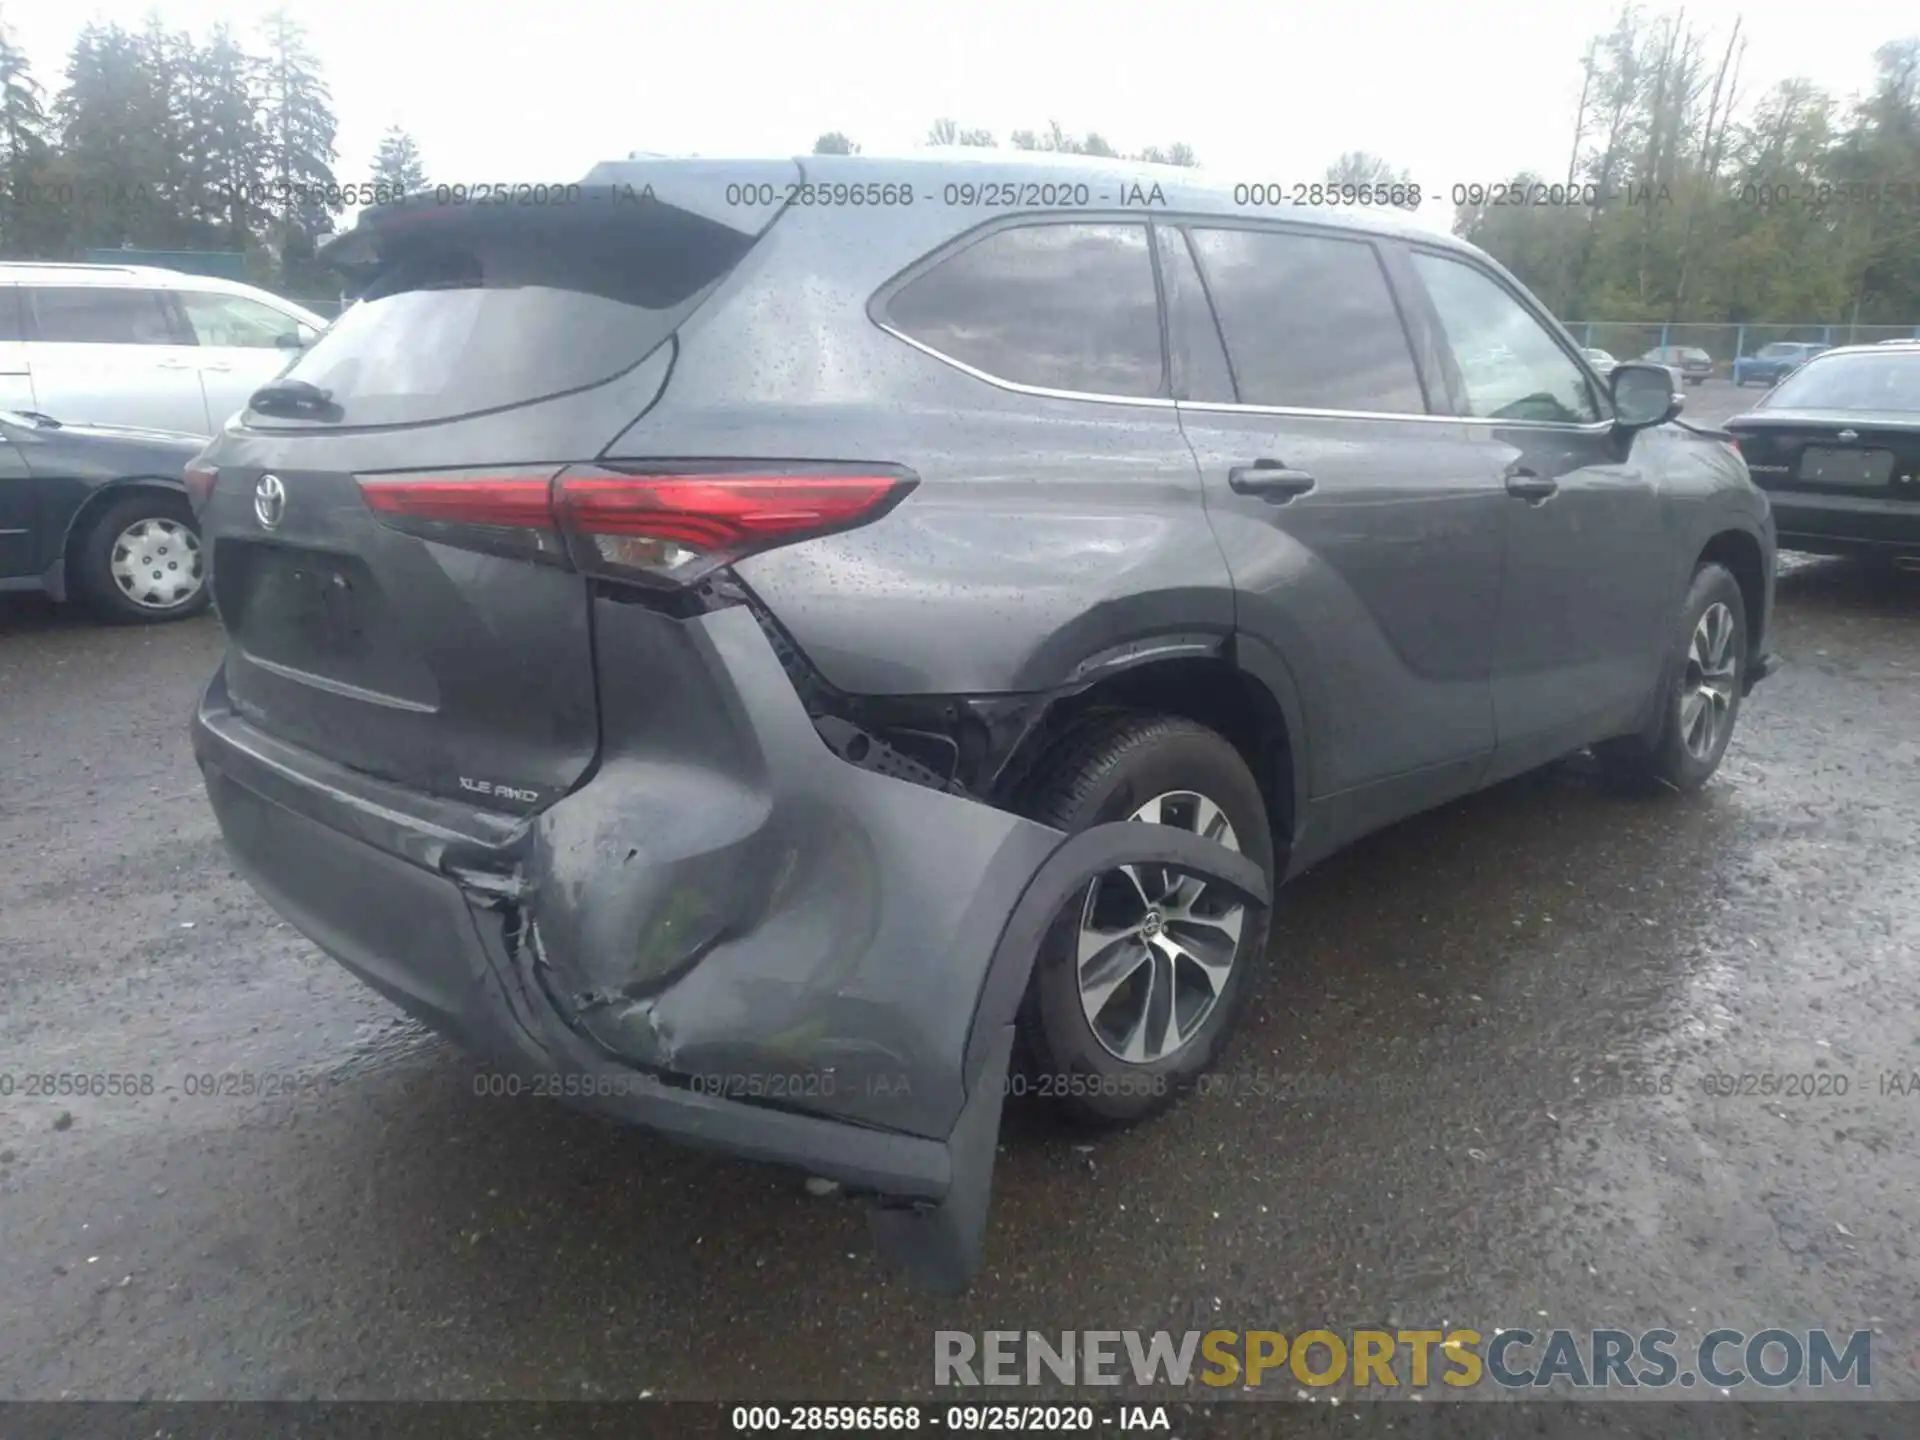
[188,154,1776,1290]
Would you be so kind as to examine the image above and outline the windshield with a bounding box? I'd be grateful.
[1762,351,1920,412]
[1756,343,1798,358]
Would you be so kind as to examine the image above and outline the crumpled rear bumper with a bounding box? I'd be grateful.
[194,601,1270,1289]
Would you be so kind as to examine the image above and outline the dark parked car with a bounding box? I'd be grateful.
[1641,345,1715,386]
[1725,343,1920,560]
[0,410,208,621]
[1732,341,1829,388]
[187,154,1778,1290]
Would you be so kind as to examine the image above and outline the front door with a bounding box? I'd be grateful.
[177,290,315,430]
[1401,247,1667,777]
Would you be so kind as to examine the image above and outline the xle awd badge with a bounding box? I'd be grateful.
[254,474,287,529]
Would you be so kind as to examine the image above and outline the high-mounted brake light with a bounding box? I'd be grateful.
[355,464,917,585]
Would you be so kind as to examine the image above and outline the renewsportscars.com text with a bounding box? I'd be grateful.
[934,1328,1872,1390]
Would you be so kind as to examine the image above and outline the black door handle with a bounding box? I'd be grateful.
[1505,470,1558,502]
[1228,462,1317,503]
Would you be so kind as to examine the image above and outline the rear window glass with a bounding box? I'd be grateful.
[1761,352,1920,412]
[884,222,1165,399]
[278,200,755,425]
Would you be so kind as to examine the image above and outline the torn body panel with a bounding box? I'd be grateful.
[195,600,1066,1147]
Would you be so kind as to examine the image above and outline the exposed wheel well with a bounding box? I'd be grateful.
[1698,529,1766,662]
[995,657,1295,859]
[63,480,193,570]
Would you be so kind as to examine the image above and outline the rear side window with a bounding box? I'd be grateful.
[280,200,756,426]
[28,287,181,344]
[1185,227,1427,414]
[0,286,22,342]
[885,222,1165,399]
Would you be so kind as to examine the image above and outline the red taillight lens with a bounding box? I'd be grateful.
[355,464,916,585]
[356,467,569,566]
[184,459,218,511]
[555,470,910,583]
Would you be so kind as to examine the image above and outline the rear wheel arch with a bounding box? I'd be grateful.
[994,647,1301,866]
[62,478,193,574]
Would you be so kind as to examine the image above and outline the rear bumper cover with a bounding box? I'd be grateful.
[194,601,1269,1288]
[1766,490,1920,555]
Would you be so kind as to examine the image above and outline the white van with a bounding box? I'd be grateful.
[0,262,327,436]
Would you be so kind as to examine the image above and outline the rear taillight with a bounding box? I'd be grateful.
[184,459,218,511]
[356,463,917,586]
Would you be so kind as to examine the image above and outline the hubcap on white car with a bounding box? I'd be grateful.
[110,517,204,611]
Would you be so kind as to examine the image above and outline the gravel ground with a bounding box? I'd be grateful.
[1,448,1916,1403]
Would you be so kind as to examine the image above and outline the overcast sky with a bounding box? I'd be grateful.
[7,0,1914,233]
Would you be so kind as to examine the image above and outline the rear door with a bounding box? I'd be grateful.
[21,285,212,433]
[1165,219,1503,817]
[176,289,319,430]
[196,165,791,812]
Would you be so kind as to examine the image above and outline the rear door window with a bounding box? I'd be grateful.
[27,287,183,344]
[883,222,1165,399]
[1184,226,1427,413]
[277,201,757,426]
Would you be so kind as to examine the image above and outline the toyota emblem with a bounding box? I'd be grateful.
[1836,430,1858,444]
[254,474,287,529]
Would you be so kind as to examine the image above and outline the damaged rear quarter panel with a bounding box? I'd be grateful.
[522,600,1065,1140]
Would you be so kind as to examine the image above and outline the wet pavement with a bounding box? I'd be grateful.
[1,528,1916,1401]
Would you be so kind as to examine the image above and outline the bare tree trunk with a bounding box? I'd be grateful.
[1568,40,1597,188]
[1637,15,1684,308]
[1671,18,1743,322]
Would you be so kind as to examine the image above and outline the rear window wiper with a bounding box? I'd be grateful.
[249,378,342,420]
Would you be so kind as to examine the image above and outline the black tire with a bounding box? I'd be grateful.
[1014,714,1275,1127]
[1596,563,1747,792]
[73,491,209,624]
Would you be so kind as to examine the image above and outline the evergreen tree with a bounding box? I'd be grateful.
[0,9,59,254]
[371,124,426,192]
[257,8,339,287]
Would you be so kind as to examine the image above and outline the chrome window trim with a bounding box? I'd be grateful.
[873,321,1177,409]
[880,323,1619,433]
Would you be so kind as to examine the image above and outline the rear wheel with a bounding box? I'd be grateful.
[1597,563,1746,792]
[1015,715,1274,1126]
[74,491,209,624]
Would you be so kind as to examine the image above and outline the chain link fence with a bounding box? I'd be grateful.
[1570,321,1920,374]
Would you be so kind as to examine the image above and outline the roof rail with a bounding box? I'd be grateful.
[0,260,145,274]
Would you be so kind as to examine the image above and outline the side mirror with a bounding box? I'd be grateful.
[1610,362,1682,430]
[274,330,306,350]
